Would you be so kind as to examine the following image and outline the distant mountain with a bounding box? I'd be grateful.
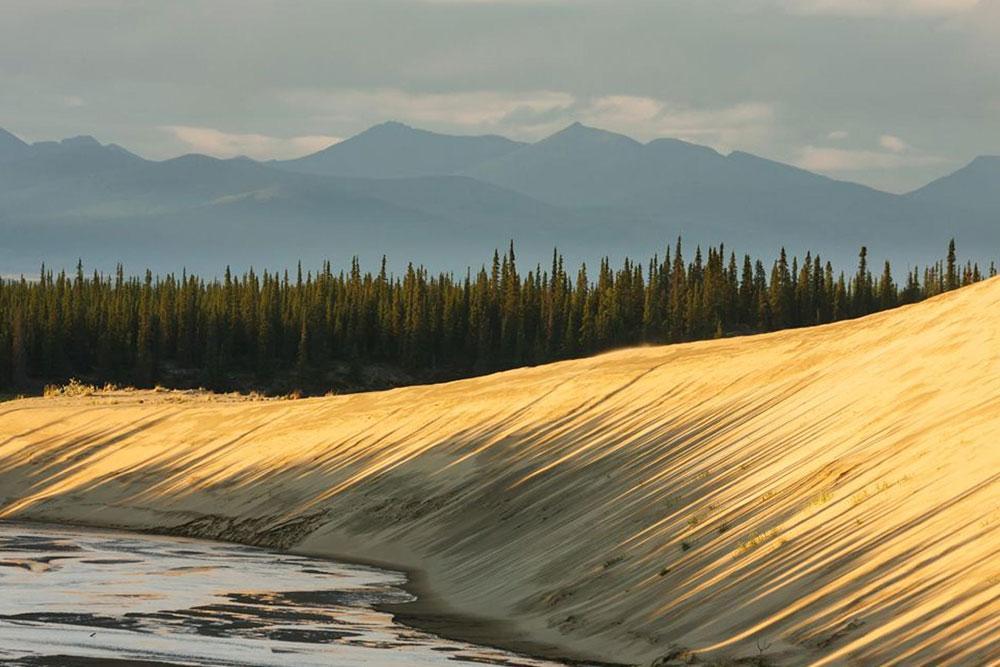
[0,122,996,277]
[465,122,710,207]
[0,135,142,191]
[907,156,1000,216]
[0,135,152,226]
[604,149,947,250]
[276,121,524,178]
[0,136,576,276]
[464,123,982,261]
[465,123,854,210]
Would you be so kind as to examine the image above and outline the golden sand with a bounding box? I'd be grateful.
[2,278,999,665]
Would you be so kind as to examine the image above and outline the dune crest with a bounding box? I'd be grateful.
[2,279,999,665]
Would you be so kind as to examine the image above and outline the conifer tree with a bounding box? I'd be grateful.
[946,239,958,291]
[0,238,984,393]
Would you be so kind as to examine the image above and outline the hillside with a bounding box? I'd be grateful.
[2,279,998,665]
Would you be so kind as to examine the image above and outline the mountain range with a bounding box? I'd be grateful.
[0,121,996,276]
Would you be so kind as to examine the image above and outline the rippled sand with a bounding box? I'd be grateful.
[2,279,999,665]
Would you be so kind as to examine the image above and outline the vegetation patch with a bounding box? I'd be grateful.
[43,378,118,398]
[736,528,782,555]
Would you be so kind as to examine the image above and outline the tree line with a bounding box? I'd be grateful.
[0,239,990,394]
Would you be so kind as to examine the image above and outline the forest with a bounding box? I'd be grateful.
[0,239,989,395]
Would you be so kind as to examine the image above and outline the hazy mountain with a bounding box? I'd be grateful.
[907,156,1000,216]
[0,135,142,190]
[465,122,722,207]
[605,150,947,249]
[0,132,577,275]
[465,122,868,212]
[0,123,995,277]
[463,123,985,263]
[276,121,524,178]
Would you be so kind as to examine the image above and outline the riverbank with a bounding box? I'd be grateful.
[298,530,625,666]
[13,515,621,666]
[2,279,999,665]
[0,520,593,667]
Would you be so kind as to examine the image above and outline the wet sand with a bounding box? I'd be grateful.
[0,522,600,667]
[374,562,622,666]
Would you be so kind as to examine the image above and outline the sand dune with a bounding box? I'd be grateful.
[2,279,999,665]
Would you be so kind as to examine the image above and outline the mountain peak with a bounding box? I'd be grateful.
[538,122,642,150]
[357,120,416,137]
[277,121,524,178]
[59,135,102,148]
[374,120,411,130]
[27,134,105,152]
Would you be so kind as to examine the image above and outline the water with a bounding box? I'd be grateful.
[0,522,585,667]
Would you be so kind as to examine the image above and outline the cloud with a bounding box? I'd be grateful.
[798,147,911,171]
[827,130,849,140]
[776,0,980,16]
[282,88,776,151]
[578,96,776,151]
[281,88,576,134]
[417,0,564,3]
[797,145,943,172]
[879,134,910,153]
[797,131,945,173]
[160,126,339,160]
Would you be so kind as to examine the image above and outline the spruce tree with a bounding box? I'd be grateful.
[946,239,958,291]
[0,240,984,396]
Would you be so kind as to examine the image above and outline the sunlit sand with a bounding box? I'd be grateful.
[2,278,998,665]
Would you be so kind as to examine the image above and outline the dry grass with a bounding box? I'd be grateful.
[42,378,118,398]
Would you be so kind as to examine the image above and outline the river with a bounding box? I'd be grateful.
[0,522,593,667]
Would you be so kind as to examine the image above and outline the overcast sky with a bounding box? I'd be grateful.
[1,0,997,192]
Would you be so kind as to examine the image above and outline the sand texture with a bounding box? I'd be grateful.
[2,279,999,665]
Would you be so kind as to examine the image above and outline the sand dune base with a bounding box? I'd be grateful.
[2,280,999,665]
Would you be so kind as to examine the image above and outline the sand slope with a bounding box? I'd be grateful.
[2,279,999,665]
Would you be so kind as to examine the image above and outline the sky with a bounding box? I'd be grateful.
[1,0,997,193]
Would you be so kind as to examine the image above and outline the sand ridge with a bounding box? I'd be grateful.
[2,278,999,665]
